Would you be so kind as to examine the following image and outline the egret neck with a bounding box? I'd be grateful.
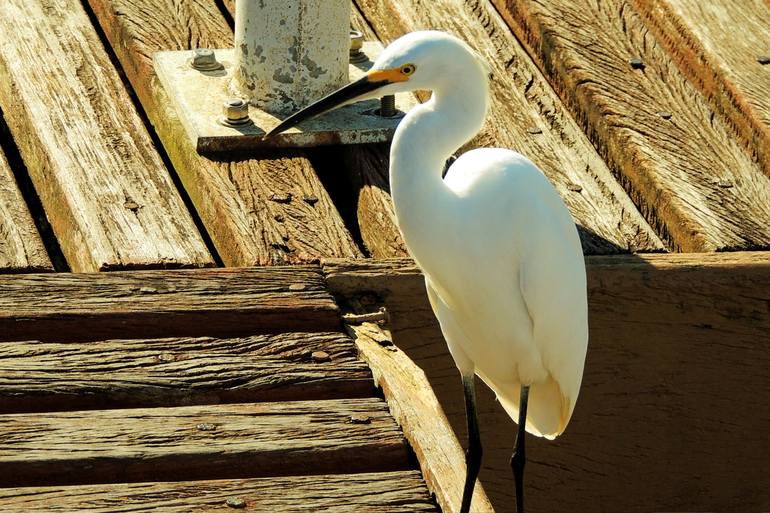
[389,62,489,272]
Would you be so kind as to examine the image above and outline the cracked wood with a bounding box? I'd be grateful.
[633,0,770,177]
[0,148,51,272]
[0,0,212,271]
[0,398,411,487]
[0,266,339,342]
[0,471,437,512]
[354,0,663,254]
[0,332,373,413]
[86,0,362,265]
[491,0,770,251]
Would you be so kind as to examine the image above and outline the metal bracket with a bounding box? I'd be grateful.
[153,43,416,154]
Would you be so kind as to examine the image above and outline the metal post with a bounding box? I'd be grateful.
[231,0,350,115]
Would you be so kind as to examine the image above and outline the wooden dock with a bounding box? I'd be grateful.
[0,0,768,511]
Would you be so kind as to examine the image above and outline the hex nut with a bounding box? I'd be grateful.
[190,48,222,71]
[219,98,252,127]
[350,30,367,63]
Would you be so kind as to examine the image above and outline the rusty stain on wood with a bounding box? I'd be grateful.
[490,0,770,252]
[85,0,363,265]
[633,0,770,177]
[354,0,664,254]
[0,332,374,413]
[0,0,213,272]
[0,471,438,512]
[0,148,51,273]
[0,266,340,342]
[0,398,411,487]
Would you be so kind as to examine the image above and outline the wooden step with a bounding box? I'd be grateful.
[0,332,374,413]
[0,471,438,512]
[0,398,410,487]
[0,266,339,342]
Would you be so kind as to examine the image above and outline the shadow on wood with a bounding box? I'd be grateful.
[325,253,770,513]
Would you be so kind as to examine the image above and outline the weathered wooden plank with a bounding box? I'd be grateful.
[0,148,51,273]
[0,0,213,272]
[633,0,770,177]
[325,253,770,512]
[221,1,408,259]
[354,0,663,254]
[0,266,339,342]
[0,471,437,512]
[0,398,410,487]
[86,0,362,265]
[0,332,373,413]
[490,0,770,252]
[347,322,494,513]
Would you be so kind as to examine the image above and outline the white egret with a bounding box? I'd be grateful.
[268,30,588,513]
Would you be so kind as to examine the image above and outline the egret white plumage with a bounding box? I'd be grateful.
[268,30,588,513]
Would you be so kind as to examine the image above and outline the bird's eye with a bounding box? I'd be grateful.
[400,64,416,76]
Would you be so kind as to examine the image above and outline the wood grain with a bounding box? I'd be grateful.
[0,471,437,512]
[220,0,408,259]
[0,0,213,272]
[86,0,362,265]
[0,148,51,273]
[0,398,410,487]
[347,322,494,513]
[354,0,663,254]
[0,332,373,413]
[0,266,339,342]
[633,0,770,177]
[491,0,770,252]
[325,254,770,512]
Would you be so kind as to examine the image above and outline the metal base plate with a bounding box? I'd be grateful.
[153,43,416,154]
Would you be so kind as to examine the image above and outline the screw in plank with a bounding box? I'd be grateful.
[526,126,542,135]
[717,180,733,188]
[196,423,217,431]
[379,95,397,117]
[311,350,331,363]
[190,48,222,71]
[758,55,770,65]
[226,497,247,509]
[657,111,673,120]
[219,98,252,128]
[628,57,645,70]
[349,414,372,424]
[350,30,367,63]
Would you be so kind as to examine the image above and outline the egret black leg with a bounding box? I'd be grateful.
[459,374,482,513]
[511,385,530,513]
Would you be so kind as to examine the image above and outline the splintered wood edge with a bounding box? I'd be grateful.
[345,322,495,513]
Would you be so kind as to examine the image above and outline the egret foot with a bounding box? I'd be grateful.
[459,375,482,513]
[511,385,530,513]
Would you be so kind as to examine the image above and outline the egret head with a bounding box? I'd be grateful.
[266,31,489,137]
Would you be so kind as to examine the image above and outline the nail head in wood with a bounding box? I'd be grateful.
[226,497,247,509]
[628,57,645,70]
[196,423,217,431]
[311,350,331,363]
[527,126,543,134]
[657,111,673,120]
[757,55,770,65]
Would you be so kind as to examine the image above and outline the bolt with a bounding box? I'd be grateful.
[191,48,221,71]
[758,55,770,65]
[628,57,645,70]
[379,95,397,117]
[220,98,252,127]
[350,30,367,63]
